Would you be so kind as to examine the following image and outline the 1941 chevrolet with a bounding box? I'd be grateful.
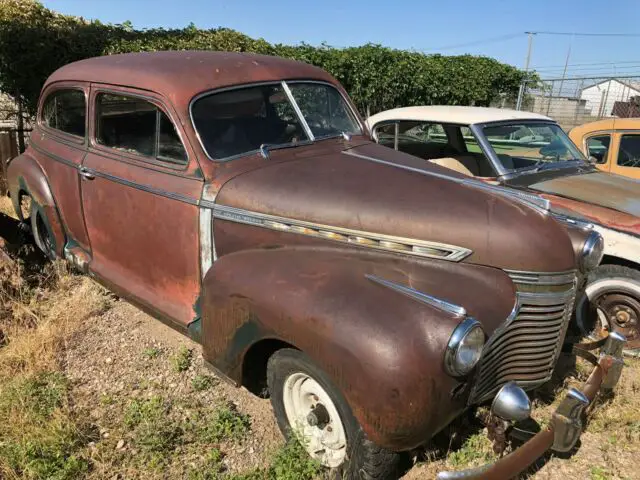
[367,106,640,356]
[6,52,624,479]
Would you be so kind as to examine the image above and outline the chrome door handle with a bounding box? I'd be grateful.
[80,168,95,180]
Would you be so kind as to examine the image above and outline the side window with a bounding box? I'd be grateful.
[460,126,481,153]
[586,135,611,164]
[96,93,187,165]
[41,89,86,137]
[395,121,457,159]
[617,135,640,168]
[374,123,396,148]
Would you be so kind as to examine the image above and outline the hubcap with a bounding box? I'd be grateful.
[578,279,640,355]
[282,373,347,468]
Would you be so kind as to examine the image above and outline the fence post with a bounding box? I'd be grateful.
[515,80,526,110]
[0,131,17,195]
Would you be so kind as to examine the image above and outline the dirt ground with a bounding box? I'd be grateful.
[64,296,640,479]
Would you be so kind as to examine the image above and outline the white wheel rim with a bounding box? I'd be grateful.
[282,372,347,468]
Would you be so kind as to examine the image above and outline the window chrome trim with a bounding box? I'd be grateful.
[365,274,467,317]
[92,88,190,170]
[206,203,472,262]
[281,80,315,141]
[38,86,89,144]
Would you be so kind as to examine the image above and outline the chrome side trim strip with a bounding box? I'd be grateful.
[208,203,473,262]
[365,274,467,317]
[199,207,213,278]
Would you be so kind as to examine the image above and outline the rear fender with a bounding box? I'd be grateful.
[7,152,65,255]
[201,247,515,450]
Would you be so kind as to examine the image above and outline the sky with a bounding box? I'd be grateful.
[42,0,640,79]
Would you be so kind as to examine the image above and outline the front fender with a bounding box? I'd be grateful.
[7,152,65,255]
[201,247,515,450]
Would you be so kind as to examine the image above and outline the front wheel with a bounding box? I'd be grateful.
[576,264,640,356]
[267,348,402,479]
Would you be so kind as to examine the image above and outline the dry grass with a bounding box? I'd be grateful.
[0,207,113,479]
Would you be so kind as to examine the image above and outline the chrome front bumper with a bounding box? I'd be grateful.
[437,332,626,480]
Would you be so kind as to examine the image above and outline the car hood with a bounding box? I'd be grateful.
[215,142,577,272]
[529,171,640,217]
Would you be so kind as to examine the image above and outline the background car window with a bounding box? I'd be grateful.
[41,89,86,137]
[96,93,187,164]
[192,84,309,160]
[617,135,640,168]
[586,135,611,164]
[374,124,396,148]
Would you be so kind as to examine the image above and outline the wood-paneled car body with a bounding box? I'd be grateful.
[6,53,623,479]
[368,106,640,356]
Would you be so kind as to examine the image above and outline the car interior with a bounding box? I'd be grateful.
[375,121,502,177]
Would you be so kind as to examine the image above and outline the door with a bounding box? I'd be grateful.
[610,133,640,180]
[32,84,91,252]
[584,133,613,173]
[81,86,204,327]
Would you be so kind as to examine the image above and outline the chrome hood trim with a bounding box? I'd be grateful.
[209,203,473,262]
[365,274,467,317]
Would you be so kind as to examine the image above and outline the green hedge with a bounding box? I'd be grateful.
[0,0,533,117]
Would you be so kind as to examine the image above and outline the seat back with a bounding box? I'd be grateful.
[429,155,480,177]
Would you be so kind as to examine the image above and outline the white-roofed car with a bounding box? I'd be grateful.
[367,106,640,355]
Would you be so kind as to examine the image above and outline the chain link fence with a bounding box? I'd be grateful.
[512,75,640,131]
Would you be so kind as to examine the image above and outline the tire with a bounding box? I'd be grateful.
[576,264,640,355]
[267,348,402,480]
[29,201,56,260]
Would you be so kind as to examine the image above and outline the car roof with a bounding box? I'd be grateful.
[45,51,337,112]
[569,117,640,136]
[366,106,553,127]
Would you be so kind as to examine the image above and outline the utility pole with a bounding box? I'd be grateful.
[557,35,574,97]
[515,32,535,110]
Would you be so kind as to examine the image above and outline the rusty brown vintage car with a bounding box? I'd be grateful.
[368,106,640,356]
[6,52,625,479]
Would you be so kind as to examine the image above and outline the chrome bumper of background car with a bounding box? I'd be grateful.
[437,332,626,480]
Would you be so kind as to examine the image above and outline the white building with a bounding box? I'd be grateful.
[580,79,640,117]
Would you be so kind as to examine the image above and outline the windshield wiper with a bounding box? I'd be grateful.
[258,140,312,159]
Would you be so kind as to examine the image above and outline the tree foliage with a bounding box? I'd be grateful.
[0,0,533,117]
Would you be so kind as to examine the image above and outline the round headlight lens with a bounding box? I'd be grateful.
[444,318,485,377]
[580,231,604,272]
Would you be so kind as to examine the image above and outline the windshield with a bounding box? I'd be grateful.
[481,122,585,172]
[191,81,361,160]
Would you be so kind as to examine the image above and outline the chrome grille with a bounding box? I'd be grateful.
[468,271,577,404]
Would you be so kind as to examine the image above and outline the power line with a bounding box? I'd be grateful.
[422,33,522,52]
[531,59,640,69]
[531,31,640,37]
[535,64,640,73]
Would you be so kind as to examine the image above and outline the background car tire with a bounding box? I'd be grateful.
[267,348,402,480]
[576,264,640,355]
[29,201,56,260]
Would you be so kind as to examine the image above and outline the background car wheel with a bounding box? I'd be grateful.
[267,348,402,479]
[30,201,56,260]
[576,264,640,356]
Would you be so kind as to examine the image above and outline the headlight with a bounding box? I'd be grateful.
[444,318,485,377]
[580,231,604,272]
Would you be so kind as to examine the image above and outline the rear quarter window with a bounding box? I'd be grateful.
[41,89,86,137]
